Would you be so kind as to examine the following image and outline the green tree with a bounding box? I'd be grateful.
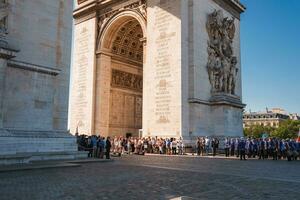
[244,125,274,138]
[271,120,300,139]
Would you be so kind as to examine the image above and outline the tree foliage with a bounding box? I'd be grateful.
[244,125,275,138]
[271,120,300,139]
[244,120,300,139]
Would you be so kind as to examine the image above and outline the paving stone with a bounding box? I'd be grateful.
[0,155,299,200]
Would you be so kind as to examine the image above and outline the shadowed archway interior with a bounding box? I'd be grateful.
[94,18,144,137]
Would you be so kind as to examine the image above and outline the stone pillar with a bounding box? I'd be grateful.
[69,13,97,135]
[0,48,16,130]
[0,58,6,128]
[143,0,184,138]
[94,53,111,137]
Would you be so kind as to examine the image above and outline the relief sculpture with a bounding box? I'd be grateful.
[206,10,238,95]
[111,69,143,92]
[0,0,9,34]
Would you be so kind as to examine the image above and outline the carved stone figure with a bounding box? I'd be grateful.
[111,69,142,92]
[0,1,8,33]
[138,1,147,19]
[206,10,238,95]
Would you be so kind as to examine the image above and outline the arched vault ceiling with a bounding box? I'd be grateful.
[111,20,143,63]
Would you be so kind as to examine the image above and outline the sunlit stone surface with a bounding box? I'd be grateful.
[0,0,84,164]
[70,0,246,143]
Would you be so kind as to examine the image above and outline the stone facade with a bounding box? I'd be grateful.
[0,0,84,164]
[243,108,300,128]
[70,0,246,142]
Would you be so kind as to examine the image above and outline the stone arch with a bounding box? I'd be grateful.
[94,10,146,137]
[98,10,147,53]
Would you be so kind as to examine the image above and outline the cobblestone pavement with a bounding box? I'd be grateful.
[0,155,299,200]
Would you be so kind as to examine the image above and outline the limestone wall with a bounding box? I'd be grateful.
[188,0,243,138]
[69,15,97,135]
[2,0,73,131]
[143,0,183,138]
[69,0,245,140]
[0,1,80,163]
[191,0,242,101]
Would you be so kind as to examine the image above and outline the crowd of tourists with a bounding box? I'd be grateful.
[196,137,300,161]
[76,135,300,161]
[77,135,112,159]
[77,135,185,158]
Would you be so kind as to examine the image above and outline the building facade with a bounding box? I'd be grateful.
[0,0,84,164]
[243,108,299,128]
[70,0,246,142]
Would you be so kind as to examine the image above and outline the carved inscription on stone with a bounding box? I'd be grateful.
[135,96,142,127]
[74,27,91,129]
[206,10,238,95]
[153,0,175,124]
[111,69,142,92]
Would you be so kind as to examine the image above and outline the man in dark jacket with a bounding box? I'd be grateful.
[105,137,112,159]
[211,138,219,156]
[238,138,246,160]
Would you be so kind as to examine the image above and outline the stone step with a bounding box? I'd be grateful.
[0,162,81,173]
[0,151,88,165]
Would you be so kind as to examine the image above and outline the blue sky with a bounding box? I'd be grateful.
[240,0,300,114]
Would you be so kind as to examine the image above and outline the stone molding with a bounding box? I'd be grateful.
[0,129,74,138]
[77,0,88,5]
[7,60,61,76]
[189,94,245,109]
[96,0,147,49]
[0,47,16,59]
[213,0,246,20]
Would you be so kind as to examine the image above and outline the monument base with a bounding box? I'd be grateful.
[0,129,87,165]
[186,94,245,146]
[210,93,245,137]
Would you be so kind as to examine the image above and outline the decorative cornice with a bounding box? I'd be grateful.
[77,0,89,4]
[231,0,246,12]
[0,47,17,59]
[73,0,145,20]
[73,0,98,20]
[189,94,246,109]
[213,0,246,20]
[7,60,61,76]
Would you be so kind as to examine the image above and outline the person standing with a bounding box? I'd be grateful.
[205,136,210,156]
[171,138,177,155]
[211,138,219,156]
[91,135,98,158]
[238,137,246,160]
[252,139,258,158]
[235,138,240,158]
[105,137,112,159]
[230,138,235,156]
[273,138,279,160]
[224,137,230,157]
[200,138,205,156]
[196,137,201,156]
[259,138,266,160]
[177,137,184,155]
